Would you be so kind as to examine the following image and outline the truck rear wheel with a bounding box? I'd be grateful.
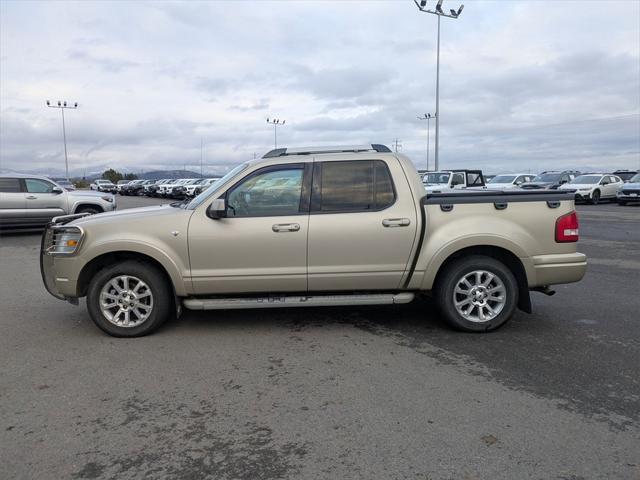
[435,255,518,332]
[86,260,172,337]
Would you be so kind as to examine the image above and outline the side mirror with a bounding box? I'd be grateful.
[559,180,567,185]
[601,181,609,185]
[52,186,64,194]
[206,198,227,219]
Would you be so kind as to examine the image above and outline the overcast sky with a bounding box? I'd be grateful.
[1,0,639,176]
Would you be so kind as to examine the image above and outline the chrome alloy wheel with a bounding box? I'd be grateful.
[453,270,506,323]
[99,275,154,328]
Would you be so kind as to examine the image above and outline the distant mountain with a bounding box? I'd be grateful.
[138,170,204,180]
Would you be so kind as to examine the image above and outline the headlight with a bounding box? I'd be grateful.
[579,188,592,192]
[48,226,84,255]
[101,196,114,202]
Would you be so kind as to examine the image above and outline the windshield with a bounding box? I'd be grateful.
[489,175,517,183]
[423,172,450,184]
[570,175,601,184]
[187,163,249,209]
[629,173,640,183]
[532,173,561,182]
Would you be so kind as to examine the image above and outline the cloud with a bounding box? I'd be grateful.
[0,0,638,176]
[66,48,139,73]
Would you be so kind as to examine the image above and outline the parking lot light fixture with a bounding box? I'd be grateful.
[46,99,79,181]
[413,0,464,171]
[266,117,286,149]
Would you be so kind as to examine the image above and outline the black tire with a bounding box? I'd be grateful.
[86,260,173,337]
[590,190,600,205]
[76,206,101,215]
[434,255,518,333]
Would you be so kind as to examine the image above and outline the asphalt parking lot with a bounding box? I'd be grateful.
[1,196,639,480]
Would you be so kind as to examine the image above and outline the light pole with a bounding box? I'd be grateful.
[414,0,463,171]
[46,100,78,180]
[200,138,204,177]
[266,118,285,148]
[417,113,435,171]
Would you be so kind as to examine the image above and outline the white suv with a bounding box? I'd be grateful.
[559,173,623,204]
[91,179,116,192]
[486,173,535,190]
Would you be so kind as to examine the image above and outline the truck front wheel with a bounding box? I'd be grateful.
[86,260,172,337]
[435,255,518,332]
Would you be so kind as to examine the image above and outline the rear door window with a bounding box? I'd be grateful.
[313,160,395,213]
[0,178,22,192]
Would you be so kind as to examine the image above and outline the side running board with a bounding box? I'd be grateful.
[183,292,415,311]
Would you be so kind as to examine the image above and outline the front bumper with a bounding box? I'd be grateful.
[40,214,89,301]
[574,192,592,201]
[528,252,587,287]
[41,227,66,300]
[617,192,640,202]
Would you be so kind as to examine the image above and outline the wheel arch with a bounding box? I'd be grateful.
[73,203,104,214]
[77,251,182,305]
[430,245,532,314]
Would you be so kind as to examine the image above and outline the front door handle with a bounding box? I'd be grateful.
[382,218,411,228]
[26,195,37,200]
[272,223,301,233]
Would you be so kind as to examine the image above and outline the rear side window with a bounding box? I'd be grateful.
[466,172,483,186]
[313,160,395,212]
[0,178,21,193]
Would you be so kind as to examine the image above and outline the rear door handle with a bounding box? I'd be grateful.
[26,195,37,200]
[272,223,301,232]
[382,218,411,227]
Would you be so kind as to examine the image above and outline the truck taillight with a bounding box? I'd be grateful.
[555,211,579,242]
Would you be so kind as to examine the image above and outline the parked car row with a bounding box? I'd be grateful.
[496,170,638,205]
[112,177,222,199]
[421,169,639,206]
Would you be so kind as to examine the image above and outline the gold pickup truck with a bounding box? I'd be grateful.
[41,145,586,337]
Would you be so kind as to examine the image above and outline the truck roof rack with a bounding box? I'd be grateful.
[262,144,392,158]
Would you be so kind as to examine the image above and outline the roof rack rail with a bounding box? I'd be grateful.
[263,144,392,158]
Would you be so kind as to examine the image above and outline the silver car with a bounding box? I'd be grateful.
[0,174,116,230]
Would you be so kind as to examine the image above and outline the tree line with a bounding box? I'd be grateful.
[101,169,139,183]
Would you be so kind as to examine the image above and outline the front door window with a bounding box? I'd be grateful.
[227,168,303,217]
